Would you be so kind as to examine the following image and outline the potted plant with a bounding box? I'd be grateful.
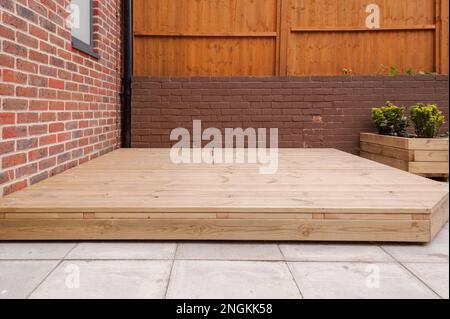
[360,102,449,179]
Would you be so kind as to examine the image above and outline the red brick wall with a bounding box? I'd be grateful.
[1,0,122,197]
[131,75,449,153]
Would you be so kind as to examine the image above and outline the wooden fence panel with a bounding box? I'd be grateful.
[288,0,438,75]
[133,0,279,76]
[133,0,449,76]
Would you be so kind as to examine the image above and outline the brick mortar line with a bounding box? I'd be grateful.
[1,148,115,179]
[1,139,118,171]
[1,128,119,157]
[0,3,120,66]
[0,145,118,191]
[0,0,123,197]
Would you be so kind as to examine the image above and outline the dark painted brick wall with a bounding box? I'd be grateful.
[131,75,449,154]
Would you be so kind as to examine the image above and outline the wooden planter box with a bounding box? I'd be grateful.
[360,133,449,179]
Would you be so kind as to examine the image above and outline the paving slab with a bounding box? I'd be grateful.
[279,243,394,262]
[0,261,58,299]
[0,243,76,260]
[289,262,439,299]
[66,242,177,260]
[382,226,449,263]
[176,243,283,261]
[30,260,172,299]
[404,263,449,299]
[166,260,302,299]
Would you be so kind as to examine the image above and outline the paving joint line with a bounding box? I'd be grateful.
[379,245,443,299]
[25,242,79,299]
[277,244,305,299]
[164,242,178,299]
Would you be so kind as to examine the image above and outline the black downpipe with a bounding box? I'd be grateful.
[121,0,133,148]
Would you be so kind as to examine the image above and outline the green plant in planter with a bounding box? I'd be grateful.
[410,103,446,138]
[372,102,409,136]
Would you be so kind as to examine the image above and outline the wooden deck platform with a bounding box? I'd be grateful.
[0,149,448,242]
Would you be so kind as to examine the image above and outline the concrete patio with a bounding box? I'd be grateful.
[0,223,448,299]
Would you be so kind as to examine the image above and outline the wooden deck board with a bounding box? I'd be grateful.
[0,149,448,242]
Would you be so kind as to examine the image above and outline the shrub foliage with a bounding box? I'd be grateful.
[410,103,446,138]
[372,102,409,136]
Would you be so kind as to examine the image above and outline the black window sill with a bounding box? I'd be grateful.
[72,37,99,59]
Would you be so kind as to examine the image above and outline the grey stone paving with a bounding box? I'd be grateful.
[0,224,448,299]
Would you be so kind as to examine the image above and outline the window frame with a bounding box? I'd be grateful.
[71,0,99,59]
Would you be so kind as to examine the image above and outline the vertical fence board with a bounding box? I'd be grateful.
[437,0,449,73]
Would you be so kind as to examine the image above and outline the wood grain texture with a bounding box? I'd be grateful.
[0,149,448,242]
[436,0,450,73]
[360,133,449,178]
[361,142,414,161]
[430,194,449,240]
[0,219,430,242]
[133,0,278,76]
[360,151,409,171]
[133,0,449,76]
[414,150,449,162]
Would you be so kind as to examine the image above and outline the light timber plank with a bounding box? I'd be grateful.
[94,213,217,219]
[83,213,96,219]
[360,133,409,149]
[409,162,450,175]
[360,151,409,171]
[430,195,449,240]
[4,213,83,219]
[361,142,414,161]
[216,213,313,219]
[0,219,430,242]
[325,213,414,221]
[409,138,449,151]
[414,150,449,162]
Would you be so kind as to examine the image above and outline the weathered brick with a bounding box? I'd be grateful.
[29,49,49,63]
[15,163,38,178]
[0,0,15,12]
[30,171,49,185]
[38,157,56,170]
[0,112,15,125]
[16,5,37,23]
[17,112,39,123]
[2,153,27,169]
[49,122,64,133]
[17,32,38,48]
[29,24,48,40]
[17,138,38,151]
[2,70,27,84]
[2,41,27,57]
[29,147,48,161]
[2,126,27,139]
[29,124,48,135]
[0,141,15,155]
[3,180,27,196]
[0,53,14,68]
[39,134,57,146]
[16,87,38,98]
[3,12,28,31]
